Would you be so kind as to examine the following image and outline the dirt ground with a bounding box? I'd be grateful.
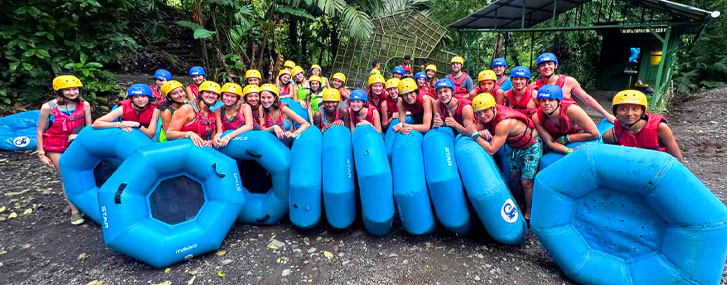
[0,88,726,285]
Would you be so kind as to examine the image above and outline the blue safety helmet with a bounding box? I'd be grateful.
[492,58,507,67]
[510,66,532,79]
[434,78,454,90]
[153,69,172,81]
[127,84,155,101]
[414,72,427,81]
[536,84,564,101]
[392,65,405,75]
[536,52,559,66]
[349,89,368,103]
[189,66,207,77]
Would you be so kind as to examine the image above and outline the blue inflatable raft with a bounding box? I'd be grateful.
[532,144,727,284]
[454,135,527,245]
[218,130,290,225]
[97,139,245,268]
[0,110,40,151]
[289,127,323,229]
[321,126,356,229]
[539,119,613,170]
[59,127,153,223]
[352,124,394,236]
[422,128,471,235]
[281,97,309,129]
[392,131,435,235]
[384,116,413,164]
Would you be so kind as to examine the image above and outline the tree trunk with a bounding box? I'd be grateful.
[257,4,276,73]
[288,16,298,60]
[330,21,339,65]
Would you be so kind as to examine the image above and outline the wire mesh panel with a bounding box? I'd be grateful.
[399,11,448,58]
[423,49,460,78]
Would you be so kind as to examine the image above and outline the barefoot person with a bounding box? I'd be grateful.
[492,57,513,92]
[348,89,382,133]
[394,78,433,135]
[259,83,310,145]
[447,56,474,100]
[167,81,222,147]
[37,75,92,225]
[532,85,599,154]
[432,78,475,135]
[213,82,254,147]
[535,52,616,122]
[468,69,505,104]
[93,84,160,138]
[471,93,542,221]
[157,80,187,142]
[185,66,206,101]
[505,66,538,118]
[313,88,350,132]
[603,90,684,162]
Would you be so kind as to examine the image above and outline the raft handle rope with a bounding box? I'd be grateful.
[245,150,262,158]
[212,163,226,178]
[115,183,127,204]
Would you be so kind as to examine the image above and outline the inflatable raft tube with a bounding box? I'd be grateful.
[289,127,323,229]
[97,139,245,268]
[352,124,394,236]
[422,127,471,235]
[0,110,39,151]
[454,135,527,245]
[321,125,356,229]
[532,144,727,284]
[281,97,310,130]
[539,118,613,170]
[384,116,413,164]
[218,130,290,225]
[392,131,436,235]
[59,127,153,223]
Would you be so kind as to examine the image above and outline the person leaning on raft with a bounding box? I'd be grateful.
[532,84,599,155]
[394,78,433,135]
[258,83,310,145]
[348,89,382,133]
[313,88,350,132]
[92,84,160,139]
[213,82,253,147]
[166,81,222,147]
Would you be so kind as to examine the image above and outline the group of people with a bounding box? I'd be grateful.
[37,52,684,225]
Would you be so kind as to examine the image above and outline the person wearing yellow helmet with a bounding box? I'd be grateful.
[167,80,222,147]
[313,88,350,131]
[602,90,683,162]
[306,75,325,120]
[381,78,401,129]
[292,66,308,89]
[534,52,616,122]
[242,84,263,129]
[245,69,263,86]
[284,60,296,70]
[394,78,433,134]
[425,64,438,88]
[431,78,476,136]
[259,83,310,145]
[469,70,506,104]
[213,82,254,147]
[93,84,160,138]
[310,64,330,88]
[367,74,386,110]
[330,72,350,102]
[38,75,93,225]
[447,56,474,100]
[471,93,542,221]
[185,66,207,101]
[157,80,188,142]
[531,84,599,155]
[275,69,298,100]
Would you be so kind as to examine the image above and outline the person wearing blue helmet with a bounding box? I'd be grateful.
[413,71,434,99]
[392,65,405,79]
[505,66,538,118]
[535,52,616,122]
[150,69,172,105]
[432,77,475,136]
[492,57,513,92]
[348,89,382,133]
[532,84,599,155]
[185,66,207,101]
[93,84,160,138]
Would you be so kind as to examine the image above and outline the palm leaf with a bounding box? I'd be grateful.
[340,6,374,40]
[277,6,317,21]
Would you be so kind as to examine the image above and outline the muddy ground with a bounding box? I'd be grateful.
[1,88,726,284]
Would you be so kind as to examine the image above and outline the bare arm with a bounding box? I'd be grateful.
[139,109,160,138]
[313,111,323,129]
[161,110,172,131]
[83,101,92,126]
[495,89,506,105]
[658,122,684,163]
[602,128,617,145]
[533,113,569,154]
[185,86,196,101]
[372,110,383,133]
[225,104,254,139]
[282,105,310,134]
[569,78,616,123]
[166,105,194,140]
[566,105,599,142]
[92,107,124,129]
[476,120,512,155]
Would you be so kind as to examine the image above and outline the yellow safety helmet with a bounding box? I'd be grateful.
[161,80,184,96]
[451,56,465,65]
[322,88,341,102]
[243,84,260,96]
[478,70,497,82]
[199,81,222,94]
[278,69,291,78]
[52,75,83,91]
[425,64,437,72]
[368,74,385,86]
[292,66,305,76]
[260,83,279,97]
[308,75,322,83]
[386,78,401,89]
[398,78,418,94]
[311,64,322,71]
[284,60,296,69]
[472,93,497,112]
[245,69,262,80]
[221,82,243,97]
[612,89,649,112]
[332,73,346,83]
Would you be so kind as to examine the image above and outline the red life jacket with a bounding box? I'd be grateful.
[506,85,537,118]
[613,113,667,152]
[150,85,166,107]
[419,85,435,99]
[439,97,472,126]
[367,90,385,112]
[349,106,376,126]
[487,105,537,149]
[402,93,425,124]
[120,99,154,128]
[384,94,399,120]
[42,100,86,153]
[448,72,471,100]
[537,101,581,137]
[188,84,199,100]
[320,108,341,129]
[263,104,293,131]
[535,75,577,105]
[221,105,246,131]
[279,84,291,97]
[180,102,216,140]
[496,75,508,87]
[473,84,500,97]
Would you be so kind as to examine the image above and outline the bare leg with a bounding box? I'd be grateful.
[509,171,524,205]
[47,152,79,214]
[521,177,534,219]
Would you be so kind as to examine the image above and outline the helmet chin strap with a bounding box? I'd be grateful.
[545,102,561,117]
[624,114,646,129]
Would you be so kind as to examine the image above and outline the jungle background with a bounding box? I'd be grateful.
[1,0,725,115]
